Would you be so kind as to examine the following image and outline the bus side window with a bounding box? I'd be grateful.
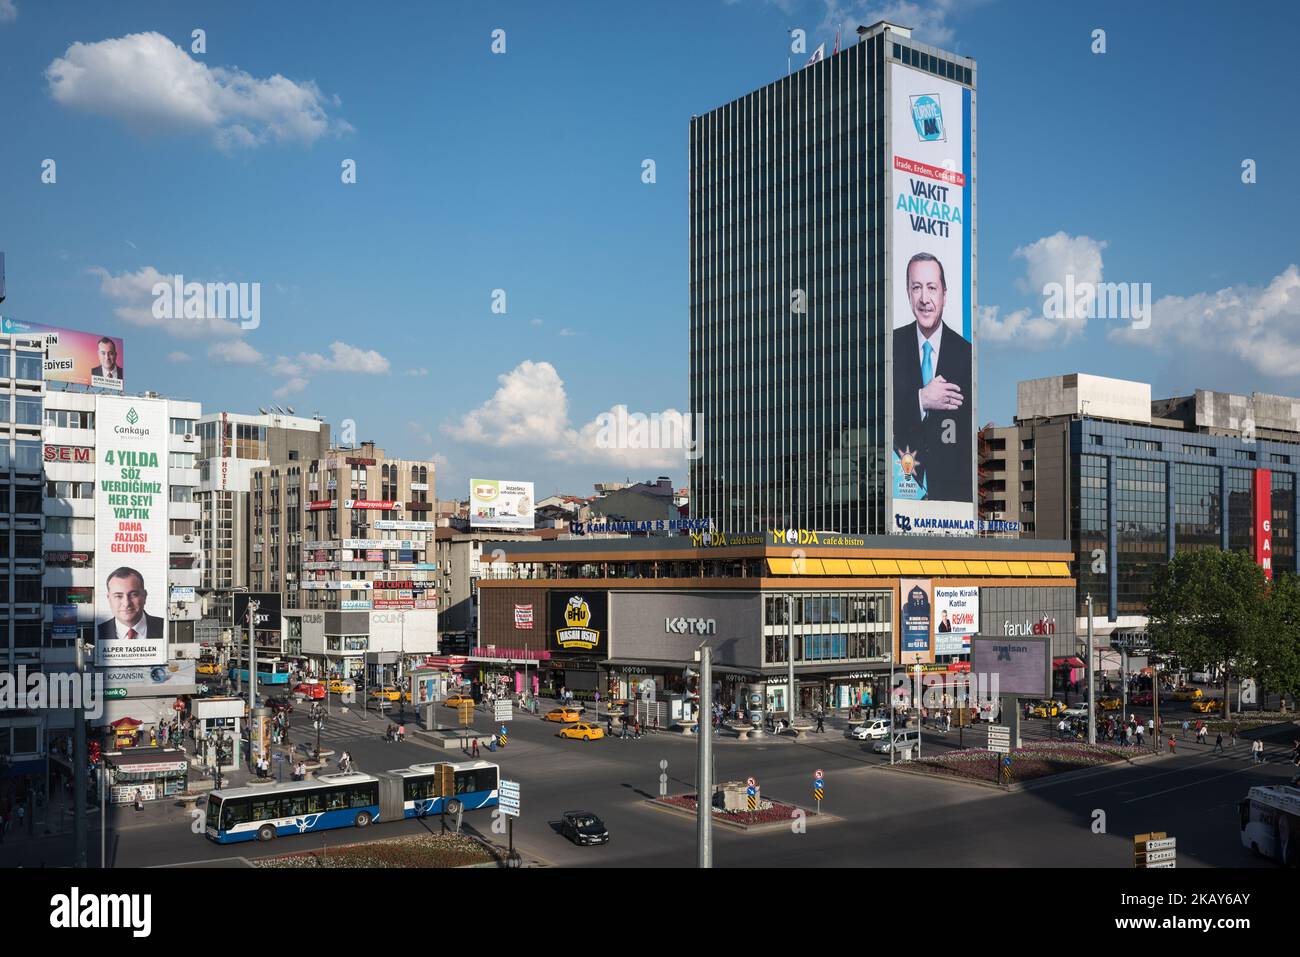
[326,788,348,811]
[305,792,325,814]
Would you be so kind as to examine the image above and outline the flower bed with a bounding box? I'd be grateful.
[255,833,495,868]
[660,793,799,826]
[908,742,1131,783]
[1206,712,1297,733]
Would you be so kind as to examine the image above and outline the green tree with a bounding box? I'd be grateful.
[1258,572,1300,713]
[1146,549,1269,720]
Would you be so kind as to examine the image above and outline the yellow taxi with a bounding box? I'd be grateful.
[196,661,221,676]
[444,693,475,708]
[1098,695,1122,711]
[558,722,604,741]
[327,678,355,695]
[1029,699,1067,719]
[1171,686,1203,701]
[369,686,402,702]
[1191,697,1222,713]
[544,706,583,723]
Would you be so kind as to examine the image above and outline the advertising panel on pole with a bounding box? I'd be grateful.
[933,586,978,655]
[470,478,535,530]
[887,61,976,537]
[899,579,933,665]
[234,592,282,631]
[970,636,1049,697]
[1,317,126,391]
[94,396,168,665]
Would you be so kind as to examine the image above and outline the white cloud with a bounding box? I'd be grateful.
[559,328,576,337]
[980,232,1108,348]
[274,377,309,399]
[529,319,543,326]
[46,31,351,151]
[406,368,429,377]
[442,360,690,470]
[443,360,570,448]
[89,265,248,340]
[167,350,192,362]
[0,1,15,24]
[208,340,263,365]
[1109,264,1300,379]
[408,421,434,446]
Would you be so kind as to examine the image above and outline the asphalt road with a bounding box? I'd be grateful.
[4,691,1293,869]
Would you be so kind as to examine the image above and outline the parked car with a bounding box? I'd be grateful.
[846,718,892,740]
[1171,686,1203,701]
[559,811,609,846]
[1029,699,1067,719]
[1098,695,1123,711]
[1191,698,1223,714]
[326,678,355,695]
[293,682,326,700]
[369,687,402,702]
[445,693,476,708]
[1062,703,1090,719]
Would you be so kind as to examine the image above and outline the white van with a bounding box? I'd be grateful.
[846,718,891,741]
[872,730,920,758]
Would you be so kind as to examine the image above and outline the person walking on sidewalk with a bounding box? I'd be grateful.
[815,712,825,734]
[1252,739,1264,764]
[1168,736,1176,755]
[1181,719,1190,741]
[471,738,480,759]
[1213,732,1225,754]
[1197,724,1208,746]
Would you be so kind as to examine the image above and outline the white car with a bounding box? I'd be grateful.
[846,718,891,741]
[1062,703,1089,718]
[872,731,919,756]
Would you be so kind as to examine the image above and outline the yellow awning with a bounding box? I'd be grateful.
[897,559,925,575]
[820,558,851,575]
[847,559,877,575]
[767,558,794,575]
[1028,561,1054,577]
[1006,561,1033,576]
[872,559,900,575]
[919,560,948,576]
[964,560,990,575]
[1048,561,1072,577]
[942,560,969,575]
[985,560,1012,576]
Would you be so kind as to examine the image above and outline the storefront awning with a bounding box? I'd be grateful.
[104,748,188,774]
[1053,656,1085,668]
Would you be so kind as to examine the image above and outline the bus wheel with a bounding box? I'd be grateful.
[354,811,372,828]
[257,825,276,842]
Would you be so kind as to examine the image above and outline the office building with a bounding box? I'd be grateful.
[249,441,440,678]
[689,21,978,537]
[983,373,1297,644]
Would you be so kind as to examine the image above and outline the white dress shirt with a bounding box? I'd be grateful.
[916,321,945,420]
[115,612,146,640]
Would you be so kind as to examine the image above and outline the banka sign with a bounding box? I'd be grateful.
[665,617,716,636]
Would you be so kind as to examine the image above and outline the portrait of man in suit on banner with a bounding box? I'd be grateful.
[892,251,972,504]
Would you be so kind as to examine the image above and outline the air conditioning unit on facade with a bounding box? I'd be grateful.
[183,534,194,543]
[184,433,195,443]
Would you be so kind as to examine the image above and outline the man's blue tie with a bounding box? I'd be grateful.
[922,341,934,386]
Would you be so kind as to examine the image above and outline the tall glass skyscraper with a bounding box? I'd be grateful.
[689,22,977,535]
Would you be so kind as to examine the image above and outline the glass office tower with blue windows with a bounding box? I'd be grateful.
[688,22,976,535]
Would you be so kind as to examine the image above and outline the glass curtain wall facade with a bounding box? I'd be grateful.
[690,34,888,534]
[1070,420,1300,620]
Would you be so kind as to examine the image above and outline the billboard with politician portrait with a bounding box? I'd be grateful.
[94,396,168,665]
[0,317,125,391]
[888,61,975,536]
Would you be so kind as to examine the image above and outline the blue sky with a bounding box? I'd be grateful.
[1,0,1297,501]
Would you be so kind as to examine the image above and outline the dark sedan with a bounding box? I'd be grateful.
[560,811,609,846]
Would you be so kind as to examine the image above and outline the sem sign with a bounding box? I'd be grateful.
[44,444,93,463]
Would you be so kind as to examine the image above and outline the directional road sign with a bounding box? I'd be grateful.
[498,779,521,818]
[494,700,513,723]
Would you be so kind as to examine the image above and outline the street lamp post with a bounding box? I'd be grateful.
[1085,594,1096,744]
[695,643,712,869]
[74,638,88,869]
[246,600,260,769]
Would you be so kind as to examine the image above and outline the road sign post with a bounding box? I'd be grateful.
[1134,833,1176,868]
[659,758,668,797]
[813,768,824,814]
[746,776,757,812]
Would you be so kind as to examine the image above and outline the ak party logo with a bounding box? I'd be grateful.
[910,93,945,142]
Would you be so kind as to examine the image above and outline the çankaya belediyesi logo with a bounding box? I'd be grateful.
[910,93,945,142]
[50,887,151,937]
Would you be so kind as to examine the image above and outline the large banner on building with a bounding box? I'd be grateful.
[547,590,608,655]
[933,585,978,655]
[470,478,534,530]
[899,578,933,665]
[94,396,168,665]
[0,317,125,391]
[888,61,975,536]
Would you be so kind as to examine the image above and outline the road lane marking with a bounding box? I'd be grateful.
[1122,763,1262,803]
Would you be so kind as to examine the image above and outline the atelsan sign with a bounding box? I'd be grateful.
[665,617,716,636]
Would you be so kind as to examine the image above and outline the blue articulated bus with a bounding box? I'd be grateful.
[205,761,500,844]
[229,657,291,686]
